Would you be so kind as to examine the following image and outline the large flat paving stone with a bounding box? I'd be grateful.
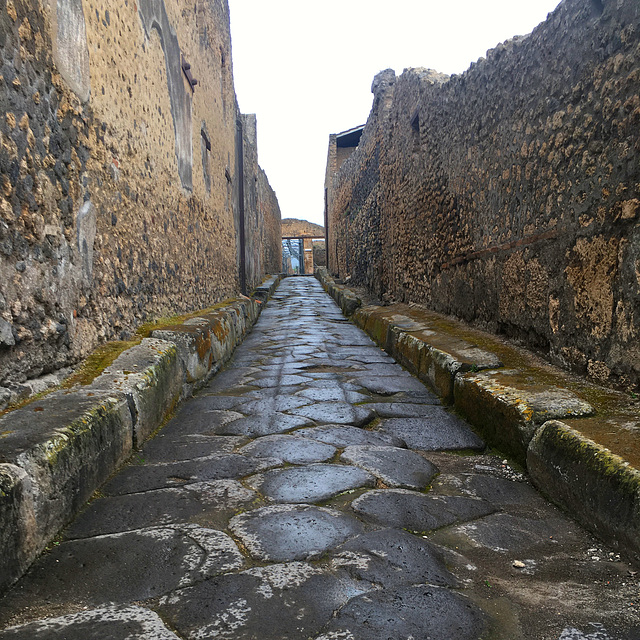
[0,526,243,621]
[314,584,486,640]
[381,413,485,451]
[248,464,375,503]
[434,512,583,554]
[140,435,245,463]
[234,395,313,414]
[352,375,431,395]
[0,606,181,639]
[238,435,336,464]
[292,402,376,426]
[370,401,444,418]
[229,505,364,562]
[66,480,258,539]
[341,445,439,490]
[295,425,405,448]
[296,387,369,403]
[156,563,370,640]
[351,489,495,533]
[331,528,458,588]
[210,412,314,436]
[103,454,281,495]
[163,407,246,435]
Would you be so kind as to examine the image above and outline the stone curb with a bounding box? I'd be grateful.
[315,268,640,561]
[0,275,282,593]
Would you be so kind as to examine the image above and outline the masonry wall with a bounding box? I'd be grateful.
[0,0,280,386]
[327,0,640,392]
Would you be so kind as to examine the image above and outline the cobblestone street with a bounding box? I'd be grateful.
[0,278,638,640]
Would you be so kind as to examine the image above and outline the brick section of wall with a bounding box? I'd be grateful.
[326,0,640,392]
[0,0,280,385]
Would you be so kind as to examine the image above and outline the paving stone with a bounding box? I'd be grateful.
[248,464,375,503]
[212,413,314,436]
[381,414,485,451]
[296,387,368,403]
[436,513,582,554]
[251,374,312,388]
[331,528,458,587]
[140,434,245,463]
[0,527,243,617]
[369,402,444,418]
[351,489,495,532]
[234,395,313,413]
[238,435,336,464]
[103,454,281,495]
[156,563,370,640]
[164,405,245,435]
[295,425,406,448]
[0,606,181,639]
[341,445,438,490]
[66,480,258,539]
[353,375,431,395]
[315,584,486,640]
[229,505,364,562]
[292,402,376,426]
[462,473,546,509]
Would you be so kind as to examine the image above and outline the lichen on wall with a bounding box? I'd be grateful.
[326,0,639,392]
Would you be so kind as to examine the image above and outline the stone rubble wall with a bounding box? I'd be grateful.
[326,0,640,393]
[0,0,281,387]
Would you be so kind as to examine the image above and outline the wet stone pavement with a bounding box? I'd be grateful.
[1,277,639,640]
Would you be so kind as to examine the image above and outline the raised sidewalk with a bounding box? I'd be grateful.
[316,267,640,562]
[0,276,282,593]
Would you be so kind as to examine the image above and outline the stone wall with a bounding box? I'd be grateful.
[281,218,325,238]
[0,0,280,386]
[326,0,640,392]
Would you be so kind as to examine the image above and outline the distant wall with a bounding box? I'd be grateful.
[326,0,640,392]
[0,0,280,386]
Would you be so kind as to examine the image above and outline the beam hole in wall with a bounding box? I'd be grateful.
[201,126,211,192]
[411,109,420,154]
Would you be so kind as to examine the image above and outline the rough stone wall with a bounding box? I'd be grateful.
[327,0,640,392]
[257,167,282,276]
[0,0,280,385]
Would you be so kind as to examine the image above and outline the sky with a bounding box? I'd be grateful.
[228,0,563,227]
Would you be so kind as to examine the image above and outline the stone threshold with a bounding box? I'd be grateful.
[0,275,282,594]
[315,267,640,563]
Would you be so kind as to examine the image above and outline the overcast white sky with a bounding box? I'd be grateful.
[228,0,562,226]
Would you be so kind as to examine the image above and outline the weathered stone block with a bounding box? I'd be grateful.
[528,420,640,562]
[454,370,593,465]
[0,389,133,591]
[89,338,182,445]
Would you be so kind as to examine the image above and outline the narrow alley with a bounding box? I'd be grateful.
[0,278,637,640]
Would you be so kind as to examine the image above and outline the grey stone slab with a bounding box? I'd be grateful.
[341,446,438,490]
[369,402,444,419]
[315,584,486,640]
[0,526,243,617]
[239,435,336,464]
[252,374,312,388]
[292,402,375,426]
[331,528,458,588]
[234,395,313,414]
[463,474,546,509]
[296,387,369,403]
[156,563,370,640]
[103,454,280,495]
[439,513,583,554]
[295,425,406,448]
[248,464,375,503]
[212,413,314,436]
[381,414,485,451]
[165,405,245,435]
[352,375,431,395]
[0,606,181,639]
[304,379,361,392]
[229,505,364,562]
[351,489,495,532]
[66,480,257,539]
[140,435,245,463]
